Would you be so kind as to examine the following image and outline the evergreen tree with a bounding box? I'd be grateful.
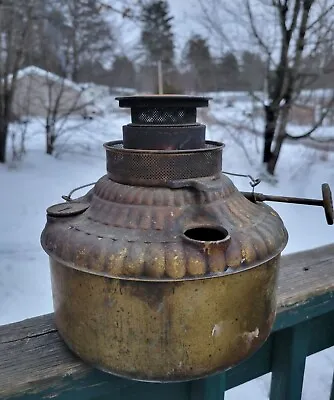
[183,34,215,92]
[217,52,240,91]
[111,56,136,88]
[140,0,174,67]
[241,51,265,91]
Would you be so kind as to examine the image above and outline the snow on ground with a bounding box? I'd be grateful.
[0,96,333,399]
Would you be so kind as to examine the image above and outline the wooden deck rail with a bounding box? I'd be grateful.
[1,244,334,400]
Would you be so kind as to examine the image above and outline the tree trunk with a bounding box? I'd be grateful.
[46,124,56,155]
[267,104,291,175]
[263,105,278,164]
[0,120,9,163]
[267,133,285,174]
[71,66,78,83]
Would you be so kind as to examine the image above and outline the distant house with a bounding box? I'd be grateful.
[111,87,137,96]
[252,102,316,126]
[80,82,111,103]
[7,66,94,119]
[289,104,315,125]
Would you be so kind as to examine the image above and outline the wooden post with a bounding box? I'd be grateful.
[157,60,163,94]
[270,321,310,400]
[189,373,226,400]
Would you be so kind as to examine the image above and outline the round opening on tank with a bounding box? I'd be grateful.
[183,226,230,244]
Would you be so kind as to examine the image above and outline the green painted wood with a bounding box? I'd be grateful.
[226,311,334,390]
[0,370,130,400]
[119,381,188,400]
[270,321,310,400]
[226,337,272,390]
[189,373,226,400]
[1,312,333,400]
[1,243,334,400]
[274,291,334,331]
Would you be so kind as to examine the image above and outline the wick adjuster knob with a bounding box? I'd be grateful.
[242,183,333,225]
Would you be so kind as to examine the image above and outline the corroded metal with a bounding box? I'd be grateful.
[41,95,289,382]
[242,182,333,225]
[104,141,223,187]
[42,175,287,280]
[120,95,210,150]
[51,256,278,382]
[123,124,206,150]
[116,95,210,109]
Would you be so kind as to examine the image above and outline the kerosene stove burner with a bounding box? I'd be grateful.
[119,95,209,150]
[41,95,332,384]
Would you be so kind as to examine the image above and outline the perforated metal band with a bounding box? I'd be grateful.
[130,107,197,125]
[104,140,224,187]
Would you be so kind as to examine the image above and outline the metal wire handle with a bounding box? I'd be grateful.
[62,182,96,202]
[222,171,261,190]
[62,170,261,202]
[60,175,333,224]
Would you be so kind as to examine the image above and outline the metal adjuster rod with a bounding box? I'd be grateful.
[242,183,333,225]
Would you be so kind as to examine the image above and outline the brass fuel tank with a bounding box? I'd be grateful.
[41,95,332,382]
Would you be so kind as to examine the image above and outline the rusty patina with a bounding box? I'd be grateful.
[42,174,287,280]
[41,95,288,382]
[50,256,278,382]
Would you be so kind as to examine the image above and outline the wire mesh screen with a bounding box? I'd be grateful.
[131,107,197,125]
[105,141,223,186]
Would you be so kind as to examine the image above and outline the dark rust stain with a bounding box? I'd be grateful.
[119,280,181,311]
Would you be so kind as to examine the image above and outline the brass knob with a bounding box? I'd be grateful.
[322,184,333,225]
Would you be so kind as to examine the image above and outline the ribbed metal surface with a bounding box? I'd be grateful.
[41,174,288,281]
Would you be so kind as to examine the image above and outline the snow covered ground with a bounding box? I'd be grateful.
[0,96,333,399]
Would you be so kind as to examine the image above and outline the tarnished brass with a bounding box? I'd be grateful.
[42,175,287,280]
[41,95,289,382]
[51,256,278,382]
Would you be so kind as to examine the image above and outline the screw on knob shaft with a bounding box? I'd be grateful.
[242,183,333,225]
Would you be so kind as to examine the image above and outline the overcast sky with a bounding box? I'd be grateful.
[167,0,200,46]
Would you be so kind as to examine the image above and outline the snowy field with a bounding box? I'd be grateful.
[0,95,333,399]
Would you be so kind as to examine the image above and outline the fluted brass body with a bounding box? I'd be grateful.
[41,172,288,381]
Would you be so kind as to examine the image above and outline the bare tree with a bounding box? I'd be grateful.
[8,119,29,167]
[46,79,88,155]
[6,64,94,156]
[21,16,96,156]
[51,0,115,82]
[7,74,36,166]
[198,0,334,177]
[0,0,42,163]
[0,0,113,163]
[37,12,107,156]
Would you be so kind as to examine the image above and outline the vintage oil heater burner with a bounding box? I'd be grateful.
[41,96,333,382]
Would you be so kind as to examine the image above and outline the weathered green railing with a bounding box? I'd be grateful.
[1,244,333,400]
